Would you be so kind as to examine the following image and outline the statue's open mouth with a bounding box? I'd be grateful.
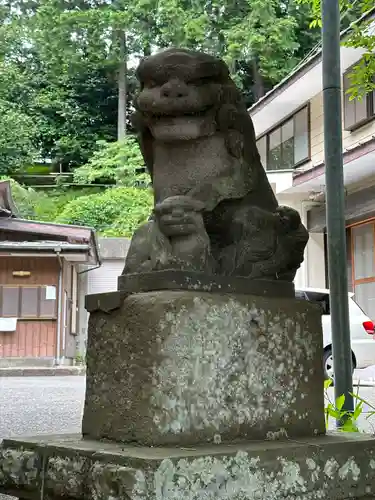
[143,104,214,120]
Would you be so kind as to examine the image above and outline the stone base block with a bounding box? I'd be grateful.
[82,290,325,446]
[2,433,375,499]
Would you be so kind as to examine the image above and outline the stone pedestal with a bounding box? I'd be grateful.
[1,273,373,500]
[82,289,325,446]
[2,433,375,499]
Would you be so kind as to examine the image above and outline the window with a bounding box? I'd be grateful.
[0,285,57,319]
[343,69,375,130]
[351,222,375,317]
[256,106,310,171]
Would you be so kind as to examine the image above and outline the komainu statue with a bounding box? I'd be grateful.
[122,48,308,282]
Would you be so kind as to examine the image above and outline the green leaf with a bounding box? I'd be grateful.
[324,379,333,389]
[340,419,359,433]
[326,404,340,419]
[353,402,363,420]
[336,394,346,411]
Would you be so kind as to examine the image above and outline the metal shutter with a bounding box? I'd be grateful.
[87,259,123,295]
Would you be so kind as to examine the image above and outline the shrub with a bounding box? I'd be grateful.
[55,186,153,236]
[73,137,150,187]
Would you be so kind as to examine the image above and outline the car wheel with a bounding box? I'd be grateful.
[323,348,355,382]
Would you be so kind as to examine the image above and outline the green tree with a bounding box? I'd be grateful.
[297,0,375,99]
[0,3,121,170]
[13,0,148,140]
[0,0,323,171]
[151,0,320,105]
[0,102,37,175]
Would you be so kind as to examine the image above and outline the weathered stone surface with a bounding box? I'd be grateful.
[117,270,295,298]
[0,448,38,491]
[82,290,324,446]
[2,433,375,499]
[87,271,295,314]
[121,48,308,282]
[45,454,88,497]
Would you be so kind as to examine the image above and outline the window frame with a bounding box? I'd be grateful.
[343,64,375,132]
[0,285,57,320]
[256,103,311,172]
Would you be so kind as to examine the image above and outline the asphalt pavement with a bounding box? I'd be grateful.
[0,376,85,500]
[0,376,85,440]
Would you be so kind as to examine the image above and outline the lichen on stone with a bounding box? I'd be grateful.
[90,461,138,500]
[0,448,38,488]
[132,451,328,500]
[45,455,87,497]
[150,295,317,437]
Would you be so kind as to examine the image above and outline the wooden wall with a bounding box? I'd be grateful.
[0,256,59,358]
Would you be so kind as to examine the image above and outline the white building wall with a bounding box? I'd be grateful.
[77,237,131,358]
[275,193,326,289]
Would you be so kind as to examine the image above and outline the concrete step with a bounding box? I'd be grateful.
[0,366,86,377]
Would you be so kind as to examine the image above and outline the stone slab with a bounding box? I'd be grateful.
[117,270,295,297]
[0,366,86,377]
[85,272,295,314]
[2,433,375,499]
[82,290,325,446]
[85,290,127,313]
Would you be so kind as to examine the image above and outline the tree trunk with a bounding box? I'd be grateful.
[117,29,127,140]
[143,39,151,57]
[251,57,265,102]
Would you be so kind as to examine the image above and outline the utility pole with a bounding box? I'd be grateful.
[322,0,354,420]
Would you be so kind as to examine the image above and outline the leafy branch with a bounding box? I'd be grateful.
[296,0,375,99]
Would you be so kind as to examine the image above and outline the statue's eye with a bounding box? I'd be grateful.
[147,80,158,88]
[190,76,212,86]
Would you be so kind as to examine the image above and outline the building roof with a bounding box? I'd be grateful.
[249,7,375,116]
[0,241,90,251]
[0,180,100,265]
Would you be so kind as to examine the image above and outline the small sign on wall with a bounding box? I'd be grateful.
[0,317,17,332]
[45,286,56,301]
[12,271,31,277]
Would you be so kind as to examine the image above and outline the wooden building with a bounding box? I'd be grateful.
[0,181,99,366]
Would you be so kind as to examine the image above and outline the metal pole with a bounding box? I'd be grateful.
[322,0,354,420]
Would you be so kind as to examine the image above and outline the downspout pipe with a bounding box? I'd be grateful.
[55,251,63,367]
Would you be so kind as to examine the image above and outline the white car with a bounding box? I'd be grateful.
[296,288,375,380]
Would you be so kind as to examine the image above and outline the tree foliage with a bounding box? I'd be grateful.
[1,176,101,221]
[0,102,37,175]
[297,0,375,99]
[73,137,149,187]
[0,0,321,152]
[55,186,153,236]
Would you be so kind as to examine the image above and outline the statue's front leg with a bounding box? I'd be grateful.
[122,221,172,275]
[155,196,215,273]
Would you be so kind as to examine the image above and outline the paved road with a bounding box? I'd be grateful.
[0,374,375,499]
[0,376,85,440]
[0,376,85,500]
